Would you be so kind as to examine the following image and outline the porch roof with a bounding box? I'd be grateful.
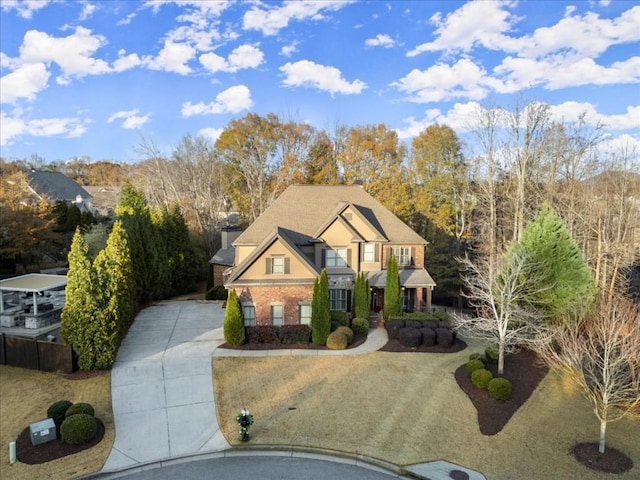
[365,269,436,288]
[0,274,67,293]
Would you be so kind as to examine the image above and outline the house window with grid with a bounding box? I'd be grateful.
[330,289,348,311]
[266,256,289,274]
[271,304,284,326]
[326,248,348,268]
[363,243,375,262]
[299,304,312,325]
[391,247,411,266]
[242,304,256,326]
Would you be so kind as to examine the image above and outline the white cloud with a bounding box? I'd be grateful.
[407,1,517,56]
[243,1,351,36]
[393,58,501,103]
[395,101,484,139]
[79,1,97,21]
[280,60,366,95]
[108,109,151,129]
[597,134,640,159]
[550,102,640,131]
[198,127,224,142]
[117,12,136,26]
[281,41,299,57]
[1,0,51,19]
[181,85,253,116]
[365,34,396,48]
[0,112,89,146]
[144,39,195,75]
[0,62,50,104]
[113,51,143,72]
[199,44,264,73]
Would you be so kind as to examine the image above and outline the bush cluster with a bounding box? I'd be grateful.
[471,368,494,389]
[351,317,369,334]
[392,324,457,348]
[66,402,95,418]
[205,285,228,301]
[488,378,513,401]
[468,352,484,362]
[60,413,97,445]
[485,346,500,361]
[326,330,349,350]
[386,319,405,339]
[47,400,73,428]
[330,310,350,327]
[466,358,485,375]
[245,325,312,344]
[334,326,354,343]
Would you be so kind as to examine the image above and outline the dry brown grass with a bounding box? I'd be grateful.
[0,365,113,480]
[213,351,640,480]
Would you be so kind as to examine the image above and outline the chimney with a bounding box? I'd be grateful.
[221,225,242,250]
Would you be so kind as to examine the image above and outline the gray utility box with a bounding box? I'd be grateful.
[29,418,57,446]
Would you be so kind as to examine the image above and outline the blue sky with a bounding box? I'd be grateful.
[1,0,638,163]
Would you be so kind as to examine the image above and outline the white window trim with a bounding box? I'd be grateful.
[271,303,284,326]
[326,247,348,268]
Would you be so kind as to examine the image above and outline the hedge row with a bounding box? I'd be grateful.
[245,325,311,344]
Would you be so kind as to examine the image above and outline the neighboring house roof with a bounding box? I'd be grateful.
[83,186,120,216]
[233,185,427,247]
[365,269,436,288]
[209,248,234,266]
[27,171,91,203]
[226,227,321,285]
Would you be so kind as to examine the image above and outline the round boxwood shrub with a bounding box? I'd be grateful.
[468,352,484,362]
[65,402,95,418]
[351,317,369,334]
[421,328,436,346]
[471,368,494,389]
[485,346,500,362]
[435,327,454,346]
[399,328,422,347]
[386,319,405,339]
[47,400,73,427]
[60,413,97,445]
[488,378,513,401]
[326,331,348,350]
[466,358,485,375]
[334,326,354,344]
[422,321,438,330]
[405,320,423,329]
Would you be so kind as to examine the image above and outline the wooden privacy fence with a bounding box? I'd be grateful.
[0,334,74,374]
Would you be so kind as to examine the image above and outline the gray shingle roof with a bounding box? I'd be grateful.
[233,185,427,246]
[27,171,91,202]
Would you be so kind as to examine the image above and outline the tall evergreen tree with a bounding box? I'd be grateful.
[353,272,371,319]
[509,204,596,322]
[92,221,136,369]
[61,229,98,370]
[312,269,331,344]
[223,289,245,346]
[384,255,401,321]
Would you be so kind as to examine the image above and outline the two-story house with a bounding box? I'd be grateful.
[223,185,436,326]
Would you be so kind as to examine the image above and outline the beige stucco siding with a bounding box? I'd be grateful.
[238,240,316,281]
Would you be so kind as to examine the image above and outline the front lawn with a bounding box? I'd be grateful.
[213,347,639,480]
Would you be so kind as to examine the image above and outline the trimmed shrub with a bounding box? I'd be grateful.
[334,326,354,344]
[386,319,405,339]
[330,310,350,327]
[351,317,369,334]
[326,331,348,350]
[422,321,438,330]
[330,320,342,331]
[47,400,73,427]
[223,289,245,346]
[485,346,500,362]
[399,328,422,347]
[466,359,485,375]
[405,320,423,329]
[205,285,228,301]
[60,413,97,445]
[278,325,311,344]
[66,402,95,418]
[468,352,483,361]
[471,369,494,389]
[435,327,454,346]
[245,326,278,344]
[488,378,513,401]
[401,312,434,321]
[433,310,450,322]
[421,328,436,346]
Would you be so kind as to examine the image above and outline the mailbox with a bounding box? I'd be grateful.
[29,418,56,446]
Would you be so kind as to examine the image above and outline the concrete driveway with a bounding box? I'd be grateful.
[103,301,229,471]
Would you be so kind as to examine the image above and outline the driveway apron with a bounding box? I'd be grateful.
[103,301,230,471]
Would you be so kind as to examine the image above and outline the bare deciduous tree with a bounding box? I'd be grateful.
[450,250,549,374]
[534,295,640,453]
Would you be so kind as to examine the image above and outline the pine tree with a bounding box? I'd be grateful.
[353,272,371,319]
[509,204,596,322]
[312,269,331,344]
[224,289,245,346]
[61,229,98,370]
[384,255,401,321]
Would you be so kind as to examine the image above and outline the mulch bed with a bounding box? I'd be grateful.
[378,337,467,353]
[572,442,633,474]
[16,418,105,465]
[221,332,368,350]
[454,349,549,435]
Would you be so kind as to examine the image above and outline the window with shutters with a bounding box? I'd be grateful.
[363,243,375,262]
[325,247,348,267]
[391,247,412,266]
[242,305,256,326]
[266,255,289,274]
[271,304,284,326]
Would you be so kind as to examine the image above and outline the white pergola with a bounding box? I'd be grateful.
[0,274,67,315]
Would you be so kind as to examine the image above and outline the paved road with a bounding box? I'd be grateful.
[112,455,409,480]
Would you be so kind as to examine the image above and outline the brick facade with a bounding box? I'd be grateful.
[235,284,314,325]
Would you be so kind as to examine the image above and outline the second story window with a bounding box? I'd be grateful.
[363,243,375,262]
[266,256,289,274]
[325,248,348,268]
[391,247,412,266]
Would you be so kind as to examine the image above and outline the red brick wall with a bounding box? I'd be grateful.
[235,285,314,325]
[212,264,226,287]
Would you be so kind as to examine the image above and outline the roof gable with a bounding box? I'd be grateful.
[27,171,91,202]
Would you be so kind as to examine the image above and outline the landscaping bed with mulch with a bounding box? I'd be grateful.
[379,337,467,353]
[15,419,105,465]
[572,442,633,474]
[221,332,368,350]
